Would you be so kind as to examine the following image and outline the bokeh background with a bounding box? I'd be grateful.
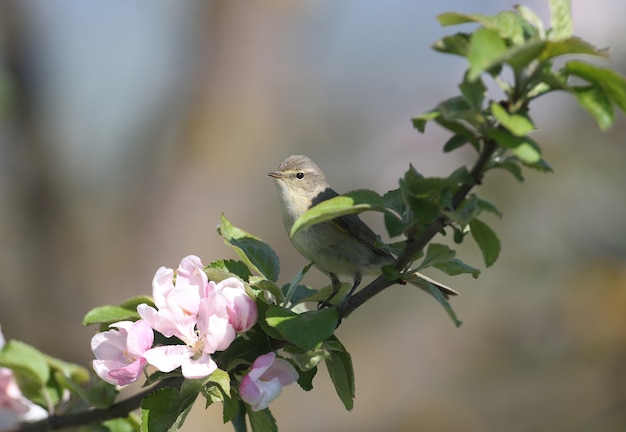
[1,1,625,431]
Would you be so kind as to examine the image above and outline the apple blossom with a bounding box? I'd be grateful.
[206,277,258,332]
[141,296,236,379]
[175,255,208,294]
[130,256,258,380]
[239,352,298,412]
[91,320,154,386]
[0,327,47,429]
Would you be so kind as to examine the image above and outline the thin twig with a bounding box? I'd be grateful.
[12,377,184,432]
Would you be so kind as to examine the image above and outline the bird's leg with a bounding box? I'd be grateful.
[345,272,362,299]
[318,273,342,310]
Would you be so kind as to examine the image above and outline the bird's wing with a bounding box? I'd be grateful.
[333,213,394,259]
[312,187,393,259]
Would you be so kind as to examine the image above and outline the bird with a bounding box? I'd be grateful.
[268,154,458,306]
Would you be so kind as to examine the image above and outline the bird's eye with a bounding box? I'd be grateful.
[295,172,305,180]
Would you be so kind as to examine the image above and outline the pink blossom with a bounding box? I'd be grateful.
[137,295,197,340]
[152,266,175,308]
[142,298,235,379]
[137,257,256,379]
[239,352,298,411]
[175,255,208,294]
[141,294,237,379]
[151,255,207,313]
[91,320,154,386]
[207,278,258,332]
[0,327,47,428]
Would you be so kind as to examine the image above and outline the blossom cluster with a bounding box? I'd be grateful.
[91,255,256,385]
[90,255,298,412]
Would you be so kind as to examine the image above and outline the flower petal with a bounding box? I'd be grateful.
[143,345,190,373]
[181,353,217,379]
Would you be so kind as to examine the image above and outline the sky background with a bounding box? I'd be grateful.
[1,1,625,431]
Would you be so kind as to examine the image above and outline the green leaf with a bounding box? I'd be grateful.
[86,417,139,432]
[494,158,525,182]
[401,166,471,205]
[218,214,280,282]
[524,157,554,173]
[180,378,204,402]
[490,102,535,136]
[439,11,529,45]
[444,190,499,226]
[0,340,50,386]
[433,258,481,278]
[141,387,197,432]
[514,4,545,38]
[380,265,402,282]
[437,12,481,26]
[570,85,614,130]
[264,306,338,350]
[382,189,405,237]
[493,39,547,71]
[296,366,317,391]
[459,74,486,109]
[207,260,253,282]
[221,389,240,424]
[418,279,463,327]
[283,262,315,307]
[469,218,501,267]
[206,368,231,402]
[437,96,475,123]
[411,110,440,133]
[324,338,355,411]
[443,134,470,153]
[48,359,94,408]
[282,346,329,372]
[246,407,277,432]
[476,196,503,218]
[548,0,573,41]
[487,129,542,164]
[281,284,316,307]
[540,37,609,61]
[435,119,480,144]
[119,295,155,312]
[290,189,387,238]
[432,32,471,57]
[565,60,626,114]
[217,327,273,372]
[44,353,90,384]
[413,98,481,137]
[485,11,527,45]
[231,401,247,432]
[468,27,508,81]
[250,277,284,304]
[82,305,140,327]
[418,243,456,270]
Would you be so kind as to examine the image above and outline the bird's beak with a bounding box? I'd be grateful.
[268,171,283,179]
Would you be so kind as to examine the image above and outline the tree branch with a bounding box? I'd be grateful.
[12,377,184,432]
[337,138,498,318]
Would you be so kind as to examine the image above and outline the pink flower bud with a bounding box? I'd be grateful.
[211,277,258,332]
[239,352,298,412]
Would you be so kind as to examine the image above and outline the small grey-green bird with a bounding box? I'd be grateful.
[268,154,458,305]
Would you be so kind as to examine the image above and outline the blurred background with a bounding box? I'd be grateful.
[1,0,625,431]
